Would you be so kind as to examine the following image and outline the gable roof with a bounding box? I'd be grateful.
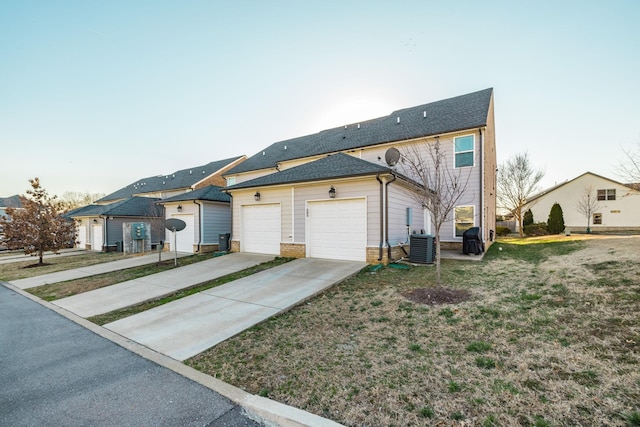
[227,88,493,175]
[0,195,23,208]
[226,153,397,190]
[527,172,640,204]
[97,156,244,202]
[68,197,163,218]
[158,185,230,203]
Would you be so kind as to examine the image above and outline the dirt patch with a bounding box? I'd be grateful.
[24,263,52,268]
[405,286,471,305]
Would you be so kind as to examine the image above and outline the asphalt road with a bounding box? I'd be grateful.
[0,283,262,427]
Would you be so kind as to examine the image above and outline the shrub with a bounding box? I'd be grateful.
[495,226,511,236]
[523,209,534,226]
[524,223,549,236]
[547,202,565,234]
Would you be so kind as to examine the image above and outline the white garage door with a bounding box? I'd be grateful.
[172,214,195,253]
[307,198,366,262]
[77,225,87,249]
[242,204,280,254]
[92,225,103,251]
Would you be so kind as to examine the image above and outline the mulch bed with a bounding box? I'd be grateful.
[405,286,472,305]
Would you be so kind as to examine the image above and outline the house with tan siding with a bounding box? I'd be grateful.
[224,88,497,264]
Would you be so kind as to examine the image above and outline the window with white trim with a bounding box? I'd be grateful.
[454,205,474,237]
[593,213,602,225]
[597,189,615,201]
[454,135,474,168]
[226,177,236,186]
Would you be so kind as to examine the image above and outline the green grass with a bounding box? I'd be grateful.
[186,236,640,426]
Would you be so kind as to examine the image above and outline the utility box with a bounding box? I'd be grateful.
[132,222,146,240]
[409,234,436,264]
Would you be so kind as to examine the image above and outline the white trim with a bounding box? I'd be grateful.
[453,134,475,168]
[454,205,475,238]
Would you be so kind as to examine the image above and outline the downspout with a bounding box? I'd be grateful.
[376,175,384,261]
[478,127,484,243]
[385,174,397,261]
[193,200,202,253]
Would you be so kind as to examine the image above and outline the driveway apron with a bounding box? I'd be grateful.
[53,253,274,318]
[105,258,366,361]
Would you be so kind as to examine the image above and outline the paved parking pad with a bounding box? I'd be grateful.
[9,251,191,289]
[105,258,366,361]
[53,253,274,318]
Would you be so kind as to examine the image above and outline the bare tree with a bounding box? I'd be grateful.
[617,140,640,190]
[59,191,106,211]
[575,185,600,233]
[400,139,472,285]
[497,153,544,237]
[0,178,76,265]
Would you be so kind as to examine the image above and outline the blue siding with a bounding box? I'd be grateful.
[201,202,231,244]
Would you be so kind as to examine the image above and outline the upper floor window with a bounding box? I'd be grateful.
[597,189,615,201]
[226,177,237,186]
[454,135,474,168]
[454,205,474,237]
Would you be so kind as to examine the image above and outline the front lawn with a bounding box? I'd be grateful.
[187,236,640,426]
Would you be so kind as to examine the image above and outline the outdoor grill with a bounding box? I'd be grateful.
[462,227,484,255]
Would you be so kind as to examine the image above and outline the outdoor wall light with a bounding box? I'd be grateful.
[254,192,261,201]
[329,186,336,198]
[93,219,98,223]
[177,205,183,212]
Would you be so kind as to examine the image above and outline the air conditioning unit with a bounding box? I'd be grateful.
[409,234,435,264]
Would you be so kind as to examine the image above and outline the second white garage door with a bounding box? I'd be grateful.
[242,204,281,255]
[307,198,366,262]
[172,214,195,253]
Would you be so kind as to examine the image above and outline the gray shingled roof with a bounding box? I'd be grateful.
[97,156,244,202]
[159,185,230,203]
[0,195,23,208]
[228,88,493,175]
[68,197,163,218]
[226,153,395,190]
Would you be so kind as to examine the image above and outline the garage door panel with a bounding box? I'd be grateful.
[172,214,195,253]
[242,204,280,255]
[307,199,366,262]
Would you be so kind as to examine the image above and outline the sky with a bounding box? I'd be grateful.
[1,1,639,199]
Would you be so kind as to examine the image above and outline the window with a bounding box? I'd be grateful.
[454,135,474,168]
[593,213,602,225]
[597,189,616,201]
[226,177,236,186]
[454,206,474,237]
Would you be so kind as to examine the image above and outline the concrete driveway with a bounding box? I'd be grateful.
[105,258,366,361]
[53,253,274,318]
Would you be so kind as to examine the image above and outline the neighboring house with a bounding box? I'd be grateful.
[68,197,163,252]
[0,195,23,222]
[525,172,640,233]
[70,156,245,252]
[224,88,497,264]
[158,185,231,253]
[96,156,246,204]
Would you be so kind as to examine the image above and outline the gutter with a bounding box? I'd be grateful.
[376,175,384,261]
[193,200,202,253]
[385,174,397,261]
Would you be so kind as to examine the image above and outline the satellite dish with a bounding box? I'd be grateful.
[165,218,186,232]
[385,147,400,166]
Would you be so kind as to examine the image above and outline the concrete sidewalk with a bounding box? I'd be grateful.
[53,253,274,318]
[105,258,366,361]
[0,248,85,265]
[9,251,191,289]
